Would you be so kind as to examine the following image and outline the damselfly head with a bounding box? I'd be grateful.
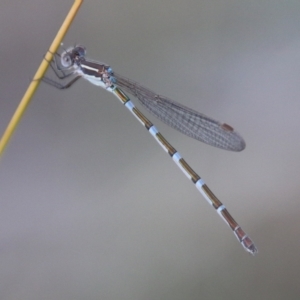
[61,45,86,68]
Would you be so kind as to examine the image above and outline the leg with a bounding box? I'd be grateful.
[42,75,82,89]
[48,60,75,80]
[38,48,81,89]
[43,50,74,79]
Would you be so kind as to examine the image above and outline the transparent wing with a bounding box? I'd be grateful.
[114,73,245,151]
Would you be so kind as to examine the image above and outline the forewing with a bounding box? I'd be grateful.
[114,73,245,151]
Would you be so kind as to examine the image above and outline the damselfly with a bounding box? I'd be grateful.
[41,45,257,255]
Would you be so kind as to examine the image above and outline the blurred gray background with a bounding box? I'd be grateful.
[1,0,300,299]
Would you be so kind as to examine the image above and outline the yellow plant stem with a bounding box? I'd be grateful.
[0,0,83,157]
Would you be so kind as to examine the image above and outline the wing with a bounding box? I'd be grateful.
[114,72,245,151]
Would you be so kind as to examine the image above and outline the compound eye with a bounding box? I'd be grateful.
[74,46,86,58]
[61,52,73,68]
